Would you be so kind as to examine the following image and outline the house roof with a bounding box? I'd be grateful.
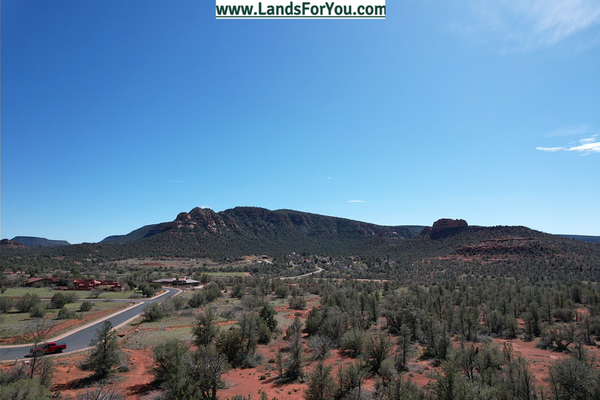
[25,277,47,284]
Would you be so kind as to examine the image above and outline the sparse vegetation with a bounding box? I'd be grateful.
[2,214,600,399]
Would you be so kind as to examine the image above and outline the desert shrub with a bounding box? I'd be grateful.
[0,379,52,399]
[241,294,262,309]
[0,296,13,313]
[553,308,575,323]
[63,292,79,303]
[142,303,165,322]
[192,308,219,347]
[15,293,42,313]
[256,319,273,345]
[142,286,156,298]
[309,335,332,360]
[305,307,323,336]
[376,374,422,400]
[259,303,278,331]
[189,291,207,308]
[0,363,28,386]
[285,331,304,381]
[285,317,303,340]
[215,313,262,369]
[50,293,67,309]
[340,328,366,358]
[57,307,71,319]
[173,346,229,400]
[378,358,397,382]
[170,295,186,311]
[274,285,290,299]
[337,360,368,399]
[77,383,122,400]
[319,308,346,343]
[87,321,120,378]
[548,357,600,400]
[365,331,392,374]
[304,360,335,400]
[80,301,93,312]
[205,283,222,302]
[231,282,246,298]
[289,295,307,310]
[241,353,264,369]
[153,339,188,385]
[216,328,245,366]
[29,304,46,318]
[160,299,175,314]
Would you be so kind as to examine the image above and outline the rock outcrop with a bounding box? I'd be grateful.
[432,218,468,232]
[0,239,27,249]
[421,218,469,239]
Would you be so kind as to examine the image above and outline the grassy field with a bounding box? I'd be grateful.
[0,301,130,342]
[120,323,194,349]
[201,272,248,277]
[1,287,143,300]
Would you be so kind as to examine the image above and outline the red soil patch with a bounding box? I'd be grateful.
[50,348,160,399]
[218,343,379,400]
[492,337,600,389]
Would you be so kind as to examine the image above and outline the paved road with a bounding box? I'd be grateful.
[0,287,179,361]
[279,266,324,280]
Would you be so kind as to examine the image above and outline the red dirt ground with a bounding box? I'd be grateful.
[5,299,600,399]
[49,348,161,400]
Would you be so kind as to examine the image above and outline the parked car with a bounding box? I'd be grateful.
[30,342,66,355]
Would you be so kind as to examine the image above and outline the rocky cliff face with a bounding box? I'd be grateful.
[0,239,27,249]
[101,206,425,249]
[432,218,468,232]
[421,218,469,239]
[10,237,70,247]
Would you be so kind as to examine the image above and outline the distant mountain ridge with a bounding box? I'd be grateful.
[100,207,426,256]
[11,236,71,248]
[98,208,600,259]
[4,208,600,282]
[559,234,600,244]
[101,223,168,244]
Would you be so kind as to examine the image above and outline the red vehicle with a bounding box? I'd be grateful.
[30,342,66,355]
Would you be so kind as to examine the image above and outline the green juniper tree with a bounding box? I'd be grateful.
[87,320,120,378]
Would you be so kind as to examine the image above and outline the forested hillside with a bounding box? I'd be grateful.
[2,208,600,284]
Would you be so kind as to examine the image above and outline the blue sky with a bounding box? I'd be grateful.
[2,0,600,243]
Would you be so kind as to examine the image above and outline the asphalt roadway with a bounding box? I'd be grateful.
[0,287,179,361]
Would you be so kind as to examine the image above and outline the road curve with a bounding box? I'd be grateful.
[0,287,180,361]
[279,266,324,280]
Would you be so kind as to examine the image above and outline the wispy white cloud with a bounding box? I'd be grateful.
[451,0,600,51]
[536,146,564,152]
[537,134,600,155]
[548,124,592,137]
[348,200,366,203]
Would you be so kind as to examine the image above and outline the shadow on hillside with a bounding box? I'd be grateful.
[128,379,161,396]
